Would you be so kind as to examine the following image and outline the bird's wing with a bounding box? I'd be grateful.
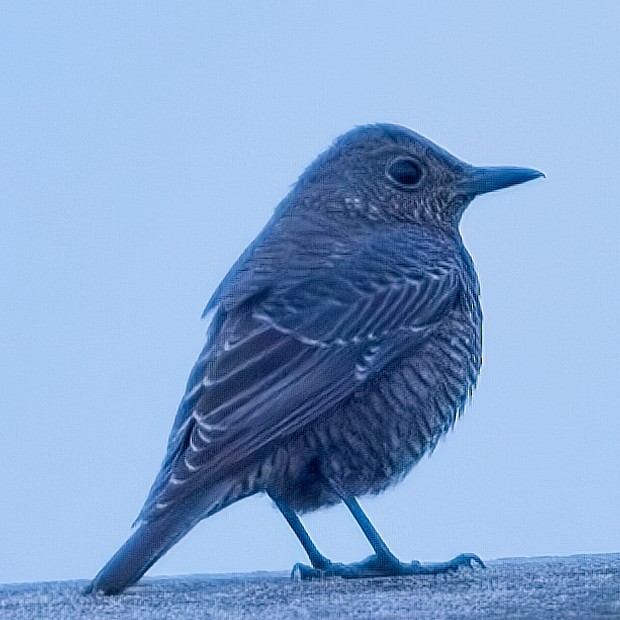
[141,233,463,518]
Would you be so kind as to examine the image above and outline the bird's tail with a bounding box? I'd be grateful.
[85,478,254,595]
[85,509,197,595]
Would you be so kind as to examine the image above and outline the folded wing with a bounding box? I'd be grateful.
[139,231,462,521]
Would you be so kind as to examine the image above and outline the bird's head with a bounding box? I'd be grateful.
[295,124,543,228]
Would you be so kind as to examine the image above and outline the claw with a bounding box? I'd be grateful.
[291,563,320,580]
[291,561,348,580]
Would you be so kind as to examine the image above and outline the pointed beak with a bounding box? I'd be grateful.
[459,165,545,197]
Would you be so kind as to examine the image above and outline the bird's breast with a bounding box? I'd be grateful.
[270,304,482,513]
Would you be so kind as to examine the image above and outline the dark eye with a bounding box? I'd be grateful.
[386,157,423,187]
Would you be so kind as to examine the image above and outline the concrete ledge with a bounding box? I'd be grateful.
[1,553,619,619]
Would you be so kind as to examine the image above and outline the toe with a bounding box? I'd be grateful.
[451,553,486,569]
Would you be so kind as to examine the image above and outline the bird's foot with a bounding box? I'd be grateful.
[291,552,484,580]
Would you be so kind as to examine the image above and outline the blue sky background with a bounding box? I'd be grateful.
[1,2,618,585]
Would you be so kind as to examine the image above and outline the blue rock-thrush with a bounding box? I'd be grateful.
[87,124,543,594]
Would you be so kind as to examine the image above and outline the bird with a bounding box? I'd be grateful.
[86,124,543,594]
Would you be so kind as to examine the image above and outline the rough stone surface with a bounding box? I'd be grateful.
[1,554,619,619]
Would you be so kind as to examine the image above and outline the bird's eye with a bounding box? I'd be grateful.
[386,157,423,187]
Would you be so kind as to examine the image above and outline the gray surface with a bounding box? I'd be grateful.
[1,553,619,619]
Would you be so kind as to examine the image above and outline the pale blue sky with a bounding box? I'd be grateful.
[1,2,618,585]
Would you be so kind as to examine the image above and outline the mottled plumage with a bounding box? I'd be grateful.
[88,124,542,594]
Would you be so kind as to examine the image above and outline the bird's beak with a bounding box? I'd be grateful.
[459,165,545,197]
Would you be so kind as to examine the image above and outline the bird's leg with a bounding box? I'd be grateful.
[270,487,483,581]
[298,479,485,580]
[340,495,404,570]
[337,495,484,577]
[344,496,394,558]
[269,493,346,578]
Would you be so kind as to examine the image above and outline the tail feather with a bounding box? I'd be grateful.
[85,511,196,595]
[86,480,255,595]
